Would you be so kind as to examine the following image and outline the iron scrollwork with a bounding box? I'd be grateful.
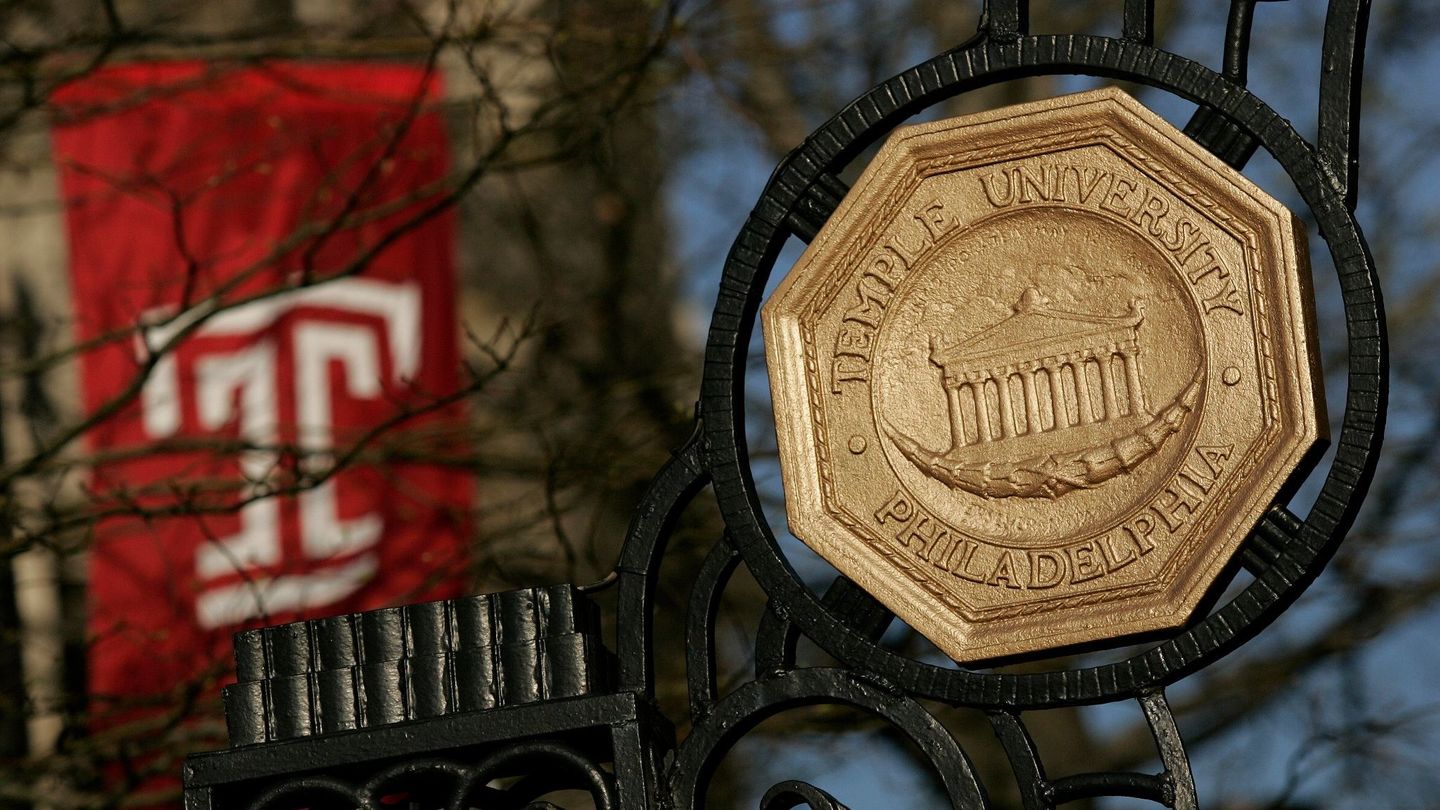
[183,1,1385,807]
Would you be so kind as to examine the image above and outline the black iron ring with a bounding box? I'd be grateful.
[700,32,1385,708]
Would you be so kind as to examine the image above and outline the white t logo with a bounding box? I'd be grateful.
[137,278,422,628]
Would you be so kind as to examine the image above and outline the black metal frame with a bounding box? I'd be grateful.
[183,1,1386,807]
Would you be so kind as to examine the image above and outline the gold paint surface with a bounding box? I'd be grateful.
[762,88,1326,664]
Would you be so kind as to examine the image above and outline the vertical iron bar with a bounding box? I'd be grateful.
[982,0,1029,38]
[611,719,658,810]
[1139,690,1197,810]
[1318,0,1371,211]
[1223,0,1261,84]
[1182,0,1264,168]
[1122,0,1155,44]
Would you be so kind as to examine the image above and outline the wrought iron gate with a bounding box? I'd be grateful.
[182,1,1386,807]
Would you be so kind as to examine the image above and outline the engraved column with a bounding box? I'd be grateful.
[974,375,994,443]
[946,382,970,452]
[1074,354,1096,424]
[1021,364,1042,434]
[1047,362,1067,430]
[1124,346,1148,415]
[995,367,1016,438]
[1099,349,1120,421]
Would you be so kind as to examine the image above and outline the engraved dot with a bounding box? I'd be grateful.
[848,435,868,454]
[1222,366,1242,385]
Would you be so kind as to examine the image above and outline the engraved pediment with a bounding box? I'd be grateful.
[887,286,1198,500]
[930,288,1144,371]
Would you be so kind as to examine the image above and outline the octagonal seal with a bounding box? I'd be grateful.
[762,88,1326,664]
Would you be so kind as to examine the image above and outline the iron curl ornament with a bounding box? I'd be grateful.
[183,1,1385,808]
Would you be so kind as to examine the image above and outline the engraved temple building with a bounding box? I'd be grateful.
[929,288,1148,453]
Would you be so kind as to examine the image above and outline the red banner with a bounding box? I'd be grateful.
[52,62,472,735]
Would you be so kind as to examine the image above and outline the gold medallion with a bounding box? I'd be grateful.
[763,88,1326,663]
